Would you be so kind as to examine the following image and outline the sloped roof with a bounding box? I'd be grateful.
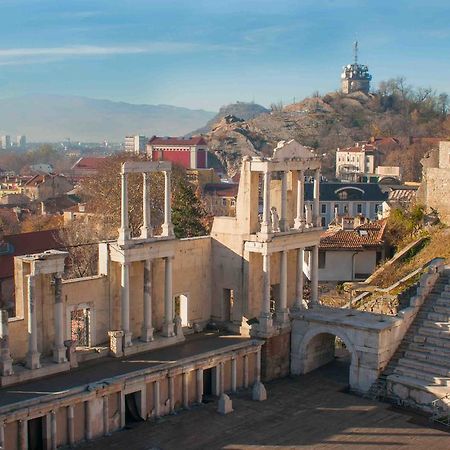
[304,183,388,202]
[0,229,60,279]
[72,157,107,171]
[148,136,207,146]
[203,183,238,197]
[337,143,376,153]
[320,220,386,250]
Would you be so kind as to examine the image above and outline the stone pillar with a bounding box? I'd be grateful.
[67,405,75,446]
[280,171,288,231]
[140,172,153,239]
[19,419,27,450]
[260,171,272,234]
[26,274,41,370]
[53,274,67,363]
[182,371,189,409]
[85,400,92,440]
[243,354,249,389]
[310,245,319,306]
[118,172,130,244]
[141,260,154,342]
[0,309,13,376]
[258,253,273,334]
[168,374,175,414]
[0,420,4,450]
[293,248,306,309]
[120,263,132,347]
[277,250,289,325]
[231,357,237,393]
[162,257,174,337]
[154,380,161,418]
[252,348,267,401]
[219,361,225,395]
[50,410,57,450]
[196,368,203,403]
[217,360,233,414]
[161,171,174,237]
[313,168,321,227]
[294,170,305,229]
[103,395,110,436]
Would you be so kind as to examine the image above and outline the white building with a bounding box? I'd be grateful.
[335,142,377,181]
[124,135,147,154]
[16,135,26,148]
[1,135,11,150]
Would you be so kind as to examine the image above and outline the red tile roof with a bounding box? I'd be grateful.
[148,136,207,146]
[72,157,107,171]
[320,220,386,250]
[0,229,60,279]
[337,143,377,153]
[203,183,238,197]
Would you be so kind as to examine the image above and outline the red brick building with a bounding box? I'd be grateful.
[147,136,209,169]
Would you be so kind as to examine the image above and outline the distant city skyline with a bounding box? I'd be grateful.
[0,0,449,110]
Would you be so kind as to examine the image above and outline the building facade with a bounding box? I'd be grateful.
[335,142,377,181]
[124,135,147,154]
[341,41,372,94]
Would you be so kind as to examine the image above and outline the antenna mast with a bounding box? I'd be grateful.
[353,40,358,65]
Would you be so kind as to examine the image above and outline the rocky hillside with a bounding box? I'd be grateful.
[201,86,450,178]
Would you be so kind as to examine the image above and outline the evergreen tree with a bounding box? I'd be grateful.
[172,178,208,238]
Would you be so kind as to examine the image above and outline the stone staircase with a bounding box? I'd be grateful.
[368,268,450,414]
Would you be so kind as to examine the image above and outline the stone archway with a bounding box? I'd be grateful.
[291,325,359,389]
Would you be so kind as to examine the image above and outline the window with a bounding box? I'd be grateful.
[318,251,326,269]
[230,199,236,207]
[334,203,339,213]
[357,203,362,214]
[321,203,327,214]
[222,198,227,206]
[321,217,326,227]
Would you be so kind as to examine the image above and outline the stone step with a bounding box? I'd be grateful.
[440,291,450,299]
[436,297,450,306]
[413,334,450,349]
[420,311,449,322]
[404,349,450,368]
[409,341,450,358]
[394,364,450,386]
[423,305,450,315]
[422,320,450,331]
[417,326,450,340]
[397,357,450,377]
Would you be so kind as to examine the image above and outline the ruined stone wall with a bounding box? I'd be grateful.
[261,331,291,381]
[422,167,450,224]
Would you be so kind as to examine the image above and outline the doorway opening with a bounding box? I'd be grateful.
[202,367,213,402]
[27,416,44,450]
[124,392,143,426]
[71,307,91,347]
[222,289,234,322]
[174,294,189,326]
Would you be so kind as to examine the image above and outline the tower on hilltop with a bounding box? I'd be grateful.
[341,41,372,94]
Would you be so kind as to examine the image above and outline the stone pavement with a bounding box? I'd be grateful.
[0,333,250,409]
[75,359,450,450]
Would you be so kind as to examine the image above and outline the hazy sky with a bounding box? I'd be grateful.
[0,0,449,110]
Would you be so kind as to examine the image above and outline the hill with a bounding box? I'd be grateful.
[0,94,216,142]
[202,84,450,179]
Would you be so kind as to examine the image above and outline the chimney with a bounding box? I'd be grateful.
[341,217,354,230]
[41,201,46,215]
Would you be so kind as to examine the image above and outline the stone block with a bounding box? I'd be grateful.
[252,381,267,401]
[217,393,233,414]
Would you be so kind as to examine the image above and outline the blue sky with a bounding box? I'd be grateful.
[0,0,449,111]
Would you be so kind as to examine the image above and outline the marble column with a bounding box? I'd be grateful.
[280,171,288,231]
[26,274,41,370]
[219,361,225,395]
[118,172,130,244]
[19,419,27,450]
[243,354,249,389]
[277,250,289,325]
[168,375,175,413]
[196,368,203,403]
[67,405,75,446]
[162,171,174,237]
[0,309,13,376]
[162,257,175,337]
[141,260,154,342]
[85,400,92,440]
[103,395,109,436]
[260,171,272,234]
[53,274,66,363]
[255,348,262,383]
[50,410,57,450]
[0,420,4,450]
[182,371,189,409]
[313,168,321,227]
[310,245,319,306]
[153,380,161,418]
[231,357,237,393]
[293,248,305,309]
[121,263,132,347]
[259,253,273,333]
[140,172,153,239]
[294,170,305,229]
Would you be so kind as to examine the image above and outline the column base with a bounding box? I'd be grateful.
[260,223,272,235]
[118,228,131,245]
[253,314,274,338]
[140,327,154,342]
[140,226,154,240]
[162,322,175,337]
[53,346,67,364]
[217,393,233,414]
[291,299,309,313]
[26,351,41,370]
[279,219,288,232]
[252,381,267,401]
[275,309,290,326]
[123,332,133,347]
[0,356,13,376]
[293,219,305,230]
[161,223,174,237]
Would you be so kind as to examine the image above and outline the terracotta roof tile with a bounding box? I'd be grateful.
[148,136,207,146]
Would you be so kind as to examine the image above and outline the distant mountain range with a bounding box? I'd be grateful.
[0,94,216,142]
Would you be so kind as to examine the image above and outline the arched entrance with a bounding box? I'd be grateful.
[292,325,358,388]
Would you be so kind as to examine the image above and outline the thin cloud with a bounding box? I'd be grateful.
[0,42,243,65]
